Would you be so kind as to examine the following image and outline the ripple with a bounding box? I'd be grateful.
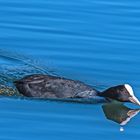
[0,0,140,139]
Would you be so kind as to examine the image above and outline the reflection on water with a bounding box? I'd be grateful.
[102,102,140,132]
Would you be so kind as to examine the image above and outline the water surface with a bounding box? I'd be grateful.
[0,0,140,139]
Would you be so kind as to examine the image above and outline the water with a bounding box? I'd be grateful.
[0,0,140,139]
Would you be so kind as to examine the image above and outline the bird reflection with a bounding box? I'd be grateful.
[102,102,140,131]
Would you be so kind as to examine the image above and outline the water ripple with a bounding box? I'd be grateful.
[0,0,140,139]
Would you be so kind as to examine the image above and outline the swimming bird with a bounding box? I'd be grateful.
[14,74,140,105]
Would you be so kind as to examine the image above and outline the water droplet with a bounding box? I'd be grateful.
[120,127,124,132]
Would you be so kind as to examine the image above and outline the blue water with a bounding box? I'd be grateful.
[0,0,140,139]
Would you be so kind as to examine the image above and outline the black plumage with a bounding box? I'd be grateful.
[14,74,98,98]
[14,74,140,106]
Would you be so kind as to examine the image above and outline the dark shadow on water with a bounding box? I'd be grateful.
[102,102,140,131]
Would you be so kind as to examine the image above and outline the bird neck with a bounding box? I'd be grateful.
[97,91,107,97]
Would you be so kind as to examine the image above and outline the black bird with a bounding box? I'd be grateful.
[14,74,140,105]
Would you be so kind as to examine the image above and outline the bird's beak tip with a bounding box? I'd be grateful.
[129,96,140,106]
